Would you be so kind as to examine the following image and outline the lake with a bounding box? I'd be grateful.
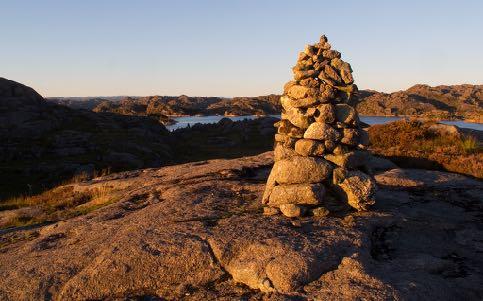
[166,115,483,131]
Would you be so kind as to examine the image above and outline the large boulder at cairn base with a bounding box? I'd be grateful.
[262,156,332,203]
[333,168,376,210]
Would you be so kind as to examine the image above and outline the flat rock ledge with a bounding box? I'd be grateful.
[0,152,482,300]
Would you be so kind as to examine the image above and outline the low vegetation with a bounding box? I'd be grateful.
[369,120,482,178]
[0,185,118,229]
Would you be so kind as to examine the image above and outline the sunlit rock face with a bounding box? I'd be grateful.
[262,35,376,217]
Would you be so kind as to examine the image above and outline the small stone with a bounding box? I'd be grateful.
[281,95,318,108]
[324,65,342,83]
[279,204,306,218]
[304,44,316,56]
[274,143,297,161]
[268,183,326,206]
[314,104,336,123]
[318,42,331,51]
[322,50,341,59]
[275,118,304,138]
[303,122,341,141]
[294,70,317,81]
[341,128,359,146]
[263,207,280,216]
[297,52,309,61]
[283,81,297,94]
[342,215,356,227]
[286,85,312,99]
[333,144,349,155]
[313,59,330,71]
[340,69,354,84]
[324,151,369,169]
[274,133,297,148]
[319,84,336,100]
[335,104,358,125]
[330,58,352,72]
[311,207,330,218]
[299,78,319,88]
[318,71,336,86]
[295,139,326,156]
[281,107,310,129]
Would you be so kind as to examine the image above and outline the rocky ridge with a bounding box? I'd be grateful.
[354,84,483,122]
[48,84,482,123]
[263,35,376,217]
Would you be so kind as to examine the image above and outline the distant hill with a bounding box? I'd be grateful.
[48,94,282,118]
[47,84,482,122]
[353,84,482,122]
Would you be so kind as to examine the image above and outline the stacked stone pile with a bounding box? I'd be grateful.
[262,35,377,218]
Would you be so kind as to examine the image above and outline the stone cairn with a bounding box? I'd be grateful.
[262,35,377,218]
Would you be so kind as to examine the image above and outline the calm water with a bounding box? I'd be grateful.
[166,115,483,131]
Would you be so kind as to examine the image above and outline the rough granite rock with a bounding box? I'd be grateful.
[0,152,482,300]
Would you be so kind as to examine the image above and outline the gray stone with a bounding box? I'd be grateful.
[274,143,298,161]
[314,103,336,124]
[333,169,376,211]
[294,139,326,156]
[279,204,306,218]
[263,206,280,216]
[303,122,341,141]
[286,85,312,99]
[281,108,310,129]
[262,156,333,203]
[341,128,359,146]
[281,95,318,108]
[311,206,330,217]
[324,151,370,169]
[268,183,326,206]
[335,104,358,125]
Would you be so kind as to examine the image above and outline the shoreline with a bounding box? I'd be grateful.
[167,113,482,124]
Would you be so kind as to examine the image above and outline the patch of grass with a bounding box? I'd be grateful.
[0,185,119,229]
[461,136,479,154]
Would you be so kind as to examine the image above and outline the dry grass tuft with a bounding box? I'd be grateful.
[0,185,119,229]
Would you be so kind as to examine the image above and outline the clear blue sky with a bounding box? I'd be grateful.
[1,0,482,97]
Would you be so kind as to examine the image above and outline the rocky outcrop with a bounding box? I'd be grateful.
[0,152,482,299]
[262,35,376,217]
[0,78,173,200]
